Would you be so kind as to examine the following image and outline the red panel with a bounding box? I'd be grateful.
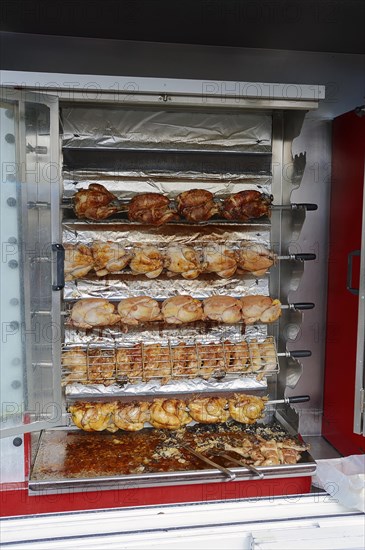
[0,477,311,517]
[322,110,365,455]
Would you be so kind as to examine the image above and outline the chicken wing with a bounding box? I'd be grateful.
[188,397,229,423]
[73,184,120,220]
[176,189,219,222]
[128,193,177,225]
[91,241,132,276]
[203,295,242,324]
[161,295,204,324]
[71,299,120,329]
[222,190,272,221]
[240,295,281,324]
[164,245,202,279]
[236,242,276,276]
[64,244,94,281]
[117,296,161,325]
[203,244,237,278]
[129,246,164,278]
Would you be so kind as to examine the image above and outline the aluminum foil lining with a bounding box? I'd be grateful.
[64,322,268,346]
[63,178,272,200]
[65,376,267,397]
[61,107,272,152]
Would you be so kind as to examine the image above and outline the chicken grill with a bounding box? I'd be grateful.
[61,336,279,386]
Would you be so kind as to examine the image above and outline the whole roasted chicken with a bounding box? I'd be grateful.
[236,242,276,276]
[73,184,120,220]
[240,295,282,324]
[69,401,117,432]
[203,295,242,324]
[114,402,150,431]
[91,241,132,276]
[188,397,229,423]
[128,193,177,225]
[117,296,161,325]
[64,243,94,281]
[176,189,219,222]
[149,398,191,429]
[222,190,272,221]
[164,245,202,279]
[161,295,204,324]
[70,299,120,329]
[129,246,164,278]
[228,394,268,424]
[203,244,237,278]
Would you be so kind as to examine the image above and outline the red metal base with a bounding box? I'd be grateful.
[1,477,311,517]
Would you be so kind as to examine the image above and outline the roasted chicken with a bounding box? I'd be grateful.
[222,190,272,221]
[69,401,117,432]
[70,299,120,329]
[128,193,177,225]
[203,244,237,278]
[150,399,191,430]
[73,184,120,220]
[226,340,249,372]
[116,345,143,381]
[203,295,242,324]
[176,189,219,222]
[240,295,282,324]
[129,246,164,278]
[88,348,116,385]
[236,242,276,276]
[257,338,277,380]
[91,241,132,276]
[64,244,94,281]
[228,394,268,424]
[164,245,202,279]
[161,295,204,324]
[143,344,171,382]
[188,397,229,423]
[114,402,150,431]
[117,296,161,325]
[61,347,88,385]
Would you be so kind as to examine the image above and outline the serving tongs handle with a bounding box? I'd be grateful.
[181,444,236,481]
[218,453,264,479]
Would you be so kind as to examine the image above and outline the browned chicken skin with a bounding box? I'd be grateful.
[91,241,132,276]
[222,190,272,221]
[189,397,229,423]
[150,399,191,429]
[128,193,178,225]
[73,184,120,220]
[176,189,219,222]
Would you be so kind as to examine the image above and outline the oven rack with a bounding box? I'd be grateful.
[61,336,279,386]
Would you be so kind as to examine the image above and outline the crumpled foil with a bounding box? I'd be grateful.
[61,107,271,152]
[65,376,267,398]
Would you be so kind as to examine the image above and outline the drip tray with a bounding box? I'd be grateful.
[29,420,316,494]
